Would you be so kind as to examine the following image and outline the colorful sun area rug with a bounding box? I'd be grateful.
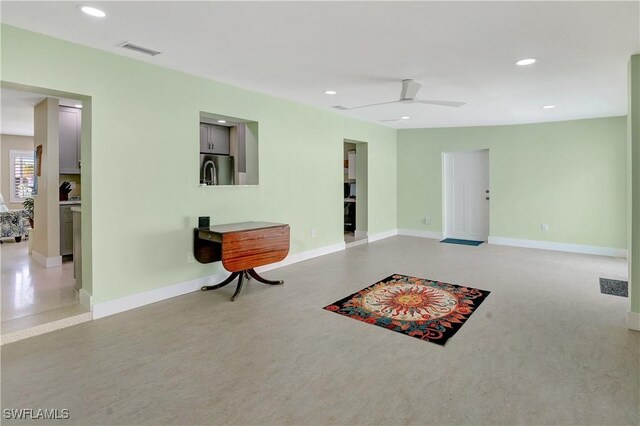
[323,274,490,345]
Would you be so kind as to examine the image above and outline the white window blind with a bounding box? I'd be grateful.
[9,150,35,203]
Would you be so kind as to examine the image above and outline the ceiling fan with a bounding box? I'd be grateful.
[334,79,465,111]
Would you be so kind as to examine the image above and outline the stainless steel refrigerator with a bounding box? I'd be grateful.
[200,154,234,185]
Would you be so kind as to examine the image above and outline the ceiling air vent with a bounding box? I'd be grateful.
[117,41,161,56]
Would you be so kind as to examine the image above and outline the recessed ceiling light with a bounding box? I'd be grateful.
[80,6,106,17]
[324,90,337,95]
[217,120,226,124]
[542,105,556,109]
[401,116,410,120]
[74,104,82,108]
[515,58,537,66]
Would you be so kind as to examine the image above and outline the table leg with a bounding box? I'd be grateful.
[201,272,240,291]
[201,269,281,301]
[230,273,245,302]
[248,268,284,285]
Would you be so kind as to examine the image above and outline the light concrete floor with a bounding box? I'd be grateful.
[1,241,78,322]
[2,236,638,425]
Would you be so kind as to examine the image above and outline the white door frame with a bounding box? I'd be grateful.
[343,139,368,242]
[441,149,490,240]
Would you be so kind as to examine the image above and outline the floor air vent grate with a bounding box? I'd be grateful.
[599,278,628,297]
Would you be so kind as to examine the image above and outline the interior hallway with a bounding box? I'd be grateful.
[1,236,637,425]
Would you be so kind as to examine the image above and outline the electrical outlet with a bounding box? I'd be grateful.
[541,224,549,232]
[425,216,430,225]
[311,229,316,238]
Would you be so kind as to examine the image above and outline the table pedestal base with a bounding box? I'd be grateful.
[201,268,284,301]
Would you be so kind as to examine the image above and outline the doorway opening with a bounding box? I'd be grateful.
[442,149,490,241]
[343,140,368,247]
[1,82,92,344]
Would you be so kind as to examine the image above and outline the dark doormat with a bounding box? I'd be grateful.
[323,274,490,345]
[599,278,628,297]
[440,238,484,246]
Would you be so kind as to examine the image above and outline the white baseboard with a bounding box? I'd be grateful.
[32,250,62,268]
[354,230,368,239]
[93,241,348,319]
[368,229,398,243]
[628,311,640,331]
[79,289,92,311]
[397,229,443,240]
[488,236,627,258]
[92,270,229,319]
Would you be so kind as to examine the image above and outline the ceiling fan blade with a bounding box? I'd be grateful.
[337,100,399,110]
[416,99,466,107]
[401,79,422,100]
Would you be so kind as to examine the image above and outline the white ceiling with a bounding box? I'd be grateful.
[1,88,82,136]
[0,89,44,136]
[1,1,638,129]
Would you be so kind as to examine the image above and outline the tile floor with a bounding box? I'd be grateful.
[1,240,78,322]
[1,236,638,425]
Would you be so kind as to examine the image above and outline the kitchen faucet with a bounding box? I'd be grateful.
[202,160,217,185]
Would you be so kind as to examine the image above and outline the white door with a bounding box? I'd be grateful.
[443,150,490,241]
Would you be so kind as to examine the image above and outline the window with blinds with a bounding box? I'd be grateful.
[9,150,35,203]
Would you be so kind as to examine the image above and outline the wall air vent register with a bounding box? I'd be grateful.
[117,41,161,57]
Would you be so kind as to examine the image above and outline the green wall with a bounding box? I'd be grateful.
[628,55,640,315]
[398,117,628,249]
[1,25,397,304]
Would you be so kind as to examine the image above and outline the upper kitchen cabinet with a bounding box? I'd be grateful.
[199,122,230,155]
[59,106,81,174]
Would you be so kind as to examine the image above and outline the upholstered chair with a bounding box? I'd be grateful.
[0,194,27,243]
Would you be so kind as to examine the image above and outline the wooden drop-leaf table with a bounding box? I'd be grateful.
[193,222,290,301]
